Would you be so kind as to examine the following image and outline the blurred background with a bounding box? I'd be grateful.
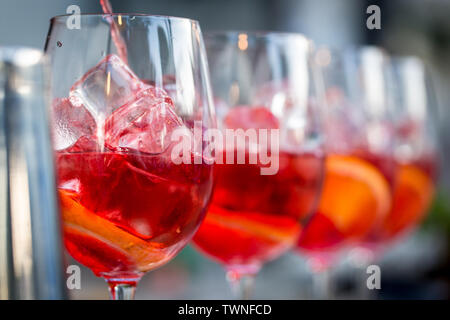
[0,0,449,299]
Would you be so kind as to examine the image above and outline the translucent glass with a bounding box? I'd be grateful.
[296,47,396,298]
[192,31,325,299]
[45,14,215,299]
[380,56,439,242]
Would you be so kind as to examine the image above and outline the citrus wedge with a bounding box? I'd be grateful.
[203,205,301,245]
[59,190,166,272]
[193,205,301,265]
[382,164,434,238]
[318,154,391,239]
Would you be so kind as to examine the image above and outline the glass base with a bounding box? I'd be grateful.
[225,264,261,300]
[105,277,141,300]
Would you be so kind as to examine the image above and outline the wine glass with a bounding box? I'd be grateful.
[296,47,396,298]
[191,32,325,299]
[44,14,215,300]
[363,56,439,249]
[347,55,439,299]
[384,56,438,241]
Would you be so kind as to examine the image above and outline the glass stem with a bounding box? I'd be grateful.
[107,282,137,300]
[348,246,377,299]
[226,270,257,300]
[347,260,371,300]
[311,268,332,299]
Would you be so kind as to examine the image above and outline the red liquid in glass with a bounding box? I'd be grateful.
[376,155,437,242]
[193,149,323,274]
[297,150,437,265]
[297,151,395,266]
[57,150,213,281]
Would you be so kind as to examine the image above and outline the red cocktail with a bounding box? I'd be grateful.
[374,155,437,242]
[297,150,394,270]
[58,149,212,282]
[46,6,216,299]
[51,52,215,284]
[194,149,323,274]
[193,106,324,276]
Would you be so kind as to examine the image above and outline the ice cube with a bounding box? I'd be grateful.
[104,86,185,154]
[52,98,96,150]
[142,75,177,102]
[69,54,146,119]
[63,136,99,152]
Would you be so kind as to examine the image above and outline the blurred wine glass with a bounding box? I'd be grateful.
[347,55,440,299]
[296,46,396,298]
[192,32,325,299]
[377,56,439,242]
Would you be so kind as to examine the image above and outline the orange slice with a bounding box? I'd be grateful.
[204,205,301,245]
[382,164,434,238]
[318,154,391,239]
[59,190,166,272]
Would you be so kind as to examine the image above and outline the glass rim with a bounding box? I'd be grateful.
[50,13,199,25]
[315,44,387,55]
[311,45,390,66]
[205,30,312,42]
[390,54,423,65]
